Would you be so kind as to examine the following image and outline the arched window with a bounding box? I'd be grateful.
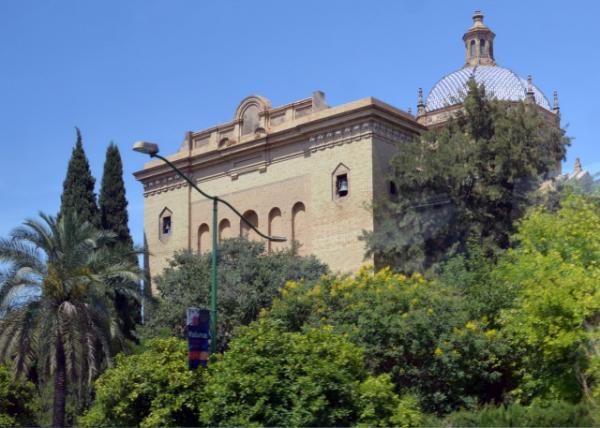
[292,202,307,254]
[240,210,259,240]
[469,40,476,58]
[241,104,260,135]
[198,223,210,253]
[159,208,173,240]
[219,218,232,242]
[268,208,283,253]
[480,39,486,55]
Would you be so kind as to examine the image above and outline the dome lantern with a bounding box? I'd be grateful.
[463,10,496,67]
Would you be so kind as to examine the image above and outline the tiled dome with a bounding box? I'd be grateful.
[425,65,551,112]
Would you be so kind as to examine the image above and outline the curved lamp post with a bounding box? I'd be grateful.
[133,141,286,354]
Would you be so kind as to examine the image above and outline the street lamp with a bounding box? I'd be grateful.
[133,141,286,354]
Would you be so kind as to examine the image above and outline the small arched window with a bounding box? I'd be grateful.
[219,218,231,242]
[292,202,307,255]
[198,223,210,253]
[470,40,476,58]
[480,39,486,55]
[240,210,259,240]
[268,208,283,253]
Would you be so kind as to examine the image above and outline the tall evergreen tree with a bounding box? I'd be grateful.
[362,80,569,273]
[99,143,141,341]
[59,128,99,225]
[99,143,133,249]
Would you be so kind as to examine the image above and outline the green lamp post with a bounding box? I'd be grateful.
[133,141,286,354]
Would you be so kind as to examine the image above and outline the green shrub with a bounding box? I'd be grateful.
[268,267,514,414]
[79,338,204,427]
[424,400,593,427]
[0,365,38,427]
[200,319,372,427]
[81,320,422,427]
[357,374,422,427]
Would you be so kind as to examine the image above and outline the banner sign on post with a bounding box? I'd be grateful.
[187,307,210,369]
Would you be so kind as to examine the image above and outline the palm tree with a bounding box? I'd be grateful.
[0,212,141,427]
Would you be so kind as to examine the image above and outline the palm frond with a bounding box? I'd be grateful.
[0,301,42,376]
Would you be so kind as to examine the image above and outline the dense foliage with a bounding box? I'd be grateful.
[0,364,38,427]
[79,338,202,428]
[142,238,328,350]
[0,212,140,427]
[59,128,99,225]
[81,321,423,427]
[267,266,515,414]
[362,80,569,272]
[425,400,593,427]
[498,194,600,403]
[200,319,422,427]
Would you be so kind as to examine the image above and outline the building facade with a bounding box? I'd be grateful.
[135,11,560,292]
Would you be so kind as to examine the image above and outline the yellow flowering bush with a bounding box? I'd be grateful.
[268,265,512,414]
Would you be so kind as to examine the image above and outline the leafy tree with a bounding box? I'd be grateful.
[0,212,140,427]
[498,194,600,404]
[0,364,38,427]
[362,80,569,273]
[99,143,140,342]
[142,238,328,350]
[59,128,99,225]
[200,319,422,427]
[438,241,513,327]
[267,267,516,414]
[79,338,203,428]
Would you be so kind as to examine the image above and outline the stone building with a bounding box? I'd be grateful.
[134,11,561,292]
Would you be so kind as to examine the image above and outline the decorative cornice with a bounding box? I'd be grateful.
[142,173,189,197]
[137,98,425,197]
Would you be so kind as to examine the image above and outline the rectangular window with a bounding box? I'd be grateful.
[162,216,172,235]
[336,174,348,197]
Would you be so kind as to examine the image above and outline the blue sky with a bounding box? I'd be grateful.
[1,1,598,247]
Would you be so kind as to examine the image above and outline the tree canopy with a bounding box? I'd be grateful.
[498,194,600,404]
[363,80,569,273]
[142,238,328,350]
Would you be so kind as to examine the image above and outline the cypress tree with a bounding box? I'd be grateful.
[99,143,141,340]
[99,143,134,249]
[59,128,99,225]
